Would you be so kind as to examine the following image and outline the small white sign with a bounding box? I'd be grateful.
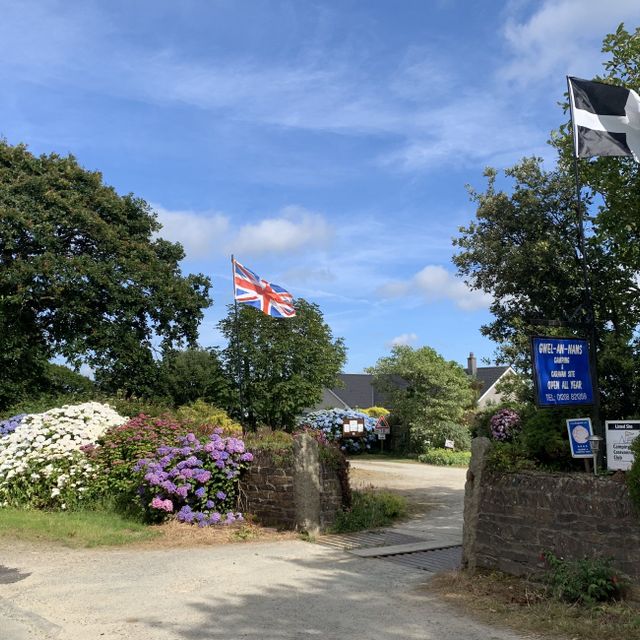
[377,434,386,440]
[606,421,640,471]
[444,439,455,450]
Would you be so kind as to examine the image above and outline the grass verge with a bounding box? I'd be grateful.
[0,508,160,548]
[428,569,640,640]
[330,488,407,533]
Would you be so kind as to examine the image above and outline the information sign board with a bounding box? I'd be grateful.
[342,418,365,438]
[531,336,594,407]
[566,418,593,458]
[606,421,640,471]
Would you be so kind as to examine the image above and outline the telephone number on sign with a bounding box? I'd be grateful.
[547,393,589,402]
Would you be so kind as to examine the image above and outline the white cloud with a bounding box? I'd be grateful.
[229,206,333,256]
[501,0,640,84]
[378,265,492,311]
[387,332,418,347]
[154,205,229,258]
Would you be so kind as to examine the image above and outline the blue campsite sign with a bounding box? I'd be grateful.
[531,336,594,407]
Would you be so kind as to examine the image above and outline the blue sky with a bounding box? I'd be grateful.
[3,0,640,372]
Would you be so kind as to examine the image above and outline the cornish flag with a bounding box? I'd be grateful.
[233,259,296,318]
[568,76,640,161]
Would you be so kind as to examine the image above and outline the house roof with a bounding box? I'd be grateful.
[310,365,512,413]
[466,365,512,401]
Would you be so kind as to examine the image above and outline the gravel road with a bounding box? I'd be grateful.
[0,460,532,640]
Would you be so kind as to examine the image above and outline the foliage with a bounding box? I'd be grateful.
[0,508,160,547]
[44,363,95,396]
[420,420,472,452]
[84,413,192,513]
[485,441,536,473]
[543,552,629,605]
[174,400,242,436]
[0,140,211,409]
[135,431,253,525]
[330,489,407,533]
[367,345,474,452]
[626,435,640,512]
[418,447,470,466]
[244,427,294,452]
[453,26,640,418]
[489,408,521,442]
[418,448,471,466]
[430,569,640,640]
[359,406,390,417]
[297,408,377,454]
[158,348,229,408]
[0,402,126,509]
[219,300,346,430]
[519,407,577,469]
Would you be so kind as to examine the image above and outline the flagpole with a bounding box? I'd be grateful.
[566,77,603,449]
[231,255,246,434]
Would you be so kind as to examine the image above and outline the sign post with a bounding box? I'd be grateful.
[374,416,391,453]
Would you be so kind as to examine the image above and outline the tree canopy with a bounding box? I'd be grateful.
[0,141,211,408]
[367,345,474,450]
[218,300,346,430]
[453,24,640,419]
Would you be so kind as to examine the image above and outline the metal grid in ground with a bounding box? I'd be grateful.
[372,545,462,573]
[317,530,425,550]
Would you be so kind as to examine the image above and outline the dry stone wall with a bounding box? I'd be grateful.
[463,437,640,580]
[239,433,346,534]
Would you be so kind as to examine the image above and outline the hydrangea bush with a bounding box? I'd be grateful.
[0,402,127,509]
[298,409,377,454]
[0,414,26,438]
[135,430,253,526]
[490,408,521,442]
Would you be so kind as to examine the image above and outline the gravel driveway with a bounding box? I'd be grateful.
[0,460,531,640]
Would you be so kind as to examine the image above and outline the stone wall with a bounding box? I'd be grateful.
[239,433,346,534]
[463,437,640,580]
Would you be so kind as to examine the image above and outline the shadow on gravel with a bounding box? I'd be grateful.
[144,554,443,640]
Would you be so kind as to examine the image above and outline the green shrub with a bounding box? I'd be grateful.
[626,436,640,512]
[543,552,629,605]
[485,441,536,472]
[174,400,242,436]
[417,420,471,452]
[331,489,407,533]
[244,428,295,466]
[418,448,471,466]
[520,408,577,469]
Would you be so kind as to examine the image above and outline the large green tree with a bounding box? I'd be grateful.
[453,24,640,419]
[0,141,211,408]
[219,300,346,430]
[158,347,229,408]
[367,345,474,451]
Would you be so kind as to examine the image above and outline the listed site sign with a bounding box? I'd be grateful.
[531,336,594,407]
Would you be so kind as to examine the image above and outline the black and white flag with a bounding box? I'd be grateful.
[568,76,640,161]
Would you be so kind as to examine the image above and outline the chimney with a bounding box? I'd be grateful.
[467,352,477,377]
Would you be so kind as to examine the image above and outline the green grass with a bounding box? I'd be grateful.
[0,508,160,547]
[330,489,408,533]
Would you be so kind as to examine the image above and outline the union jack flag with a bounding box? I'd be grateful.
[233,259,296,318]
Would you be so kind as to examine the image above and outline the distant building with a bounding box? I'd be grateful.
[465,352,514,408]
[309,355,513,412]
